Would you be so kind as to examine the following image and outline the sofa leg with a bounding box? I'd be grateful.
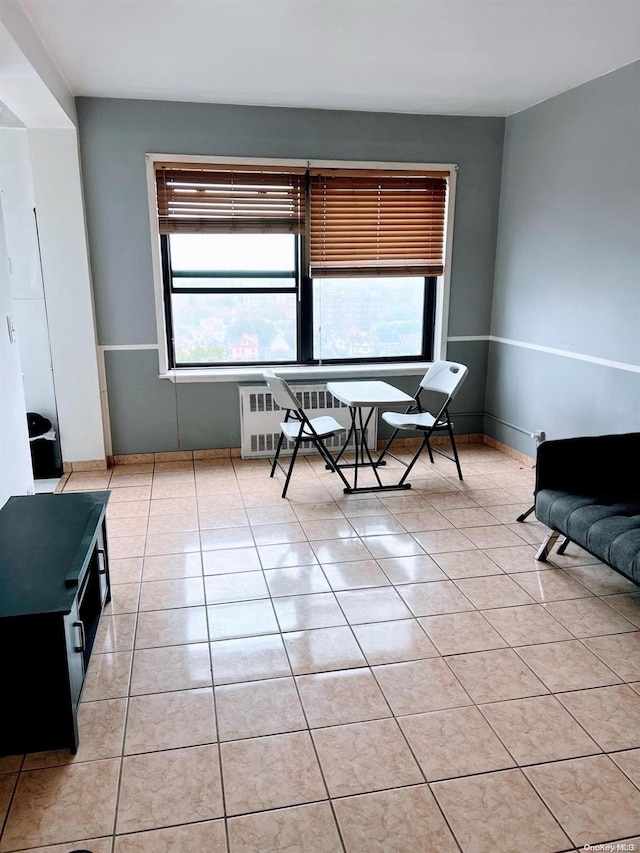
[536,531,560,562]
[557,536,571,556]
[516,503,535,523]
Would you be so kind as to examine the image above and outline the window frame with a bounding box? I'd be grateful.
[162,233,302,368]
[308,272,437,366]
[146,154,458,381]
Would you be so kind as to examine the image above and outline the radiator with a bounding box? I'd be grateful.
[239,383,377,459]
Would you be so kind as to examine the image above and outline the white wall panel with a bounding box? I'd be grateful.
[0,128,58,431]
[28,128,105,462]
[0,192,33,506]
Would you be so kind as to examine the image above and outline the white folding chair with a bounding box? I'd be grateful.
[263,370,351,498]
[376,360,468,483]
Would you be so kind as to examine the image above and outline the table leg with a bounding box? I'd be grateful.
[338,406,411,494]
[329,403,412,494]
[353,406,360,490]
[358,406,383,488]
[332,407,357,468]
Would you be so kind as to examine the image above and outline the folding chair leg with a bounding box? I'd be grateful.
[557,536,571,555]
[536,531,560,562]
[398,435,430,486]
[270,431,285,479]
[376,428,399,466]
[425,437,435,464]
[281,439,301,499]
[313,439,352,492]
[447,422,463,480]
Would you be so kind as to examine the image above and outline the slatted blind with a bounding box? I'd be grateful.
[155,163,306,234]
[309,169,448,277]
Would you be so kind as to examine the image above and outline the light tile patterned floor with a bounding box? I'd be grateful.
[2,443,640,852]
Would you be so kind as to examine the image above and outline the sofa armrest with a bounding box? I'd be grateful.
[535,433,640,496]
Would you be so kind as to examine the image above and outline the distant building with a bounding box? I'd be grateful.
[231,333,259,361]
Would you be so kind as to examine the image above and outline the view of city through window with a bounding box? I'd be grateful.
[170,234,296,364]
[173,291,297,364]
[169,234,426,364]
[313,278,425,360]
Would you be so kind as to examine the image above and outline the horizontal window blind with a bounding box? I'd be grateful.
[309,170,448,278]
[155,164,306,234]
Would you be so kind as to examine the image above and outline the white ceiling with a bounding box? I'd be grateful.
[18,0,640,117]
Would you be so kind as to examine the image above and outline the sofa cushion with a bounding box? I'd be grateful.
[535,490,595,529]
[569,502,640,544]
[608,529,640,585]
[536,489,640,584]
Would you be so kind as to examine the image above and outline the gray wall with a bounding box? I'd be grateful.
[487,60,640,456]
[77,98,504,453]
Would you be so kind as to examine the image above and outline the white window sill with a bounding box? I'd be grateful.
[160,362,431,383]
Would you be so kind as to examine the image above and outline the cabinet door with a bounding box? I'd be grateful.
[64,601,85,711]
[96,523,110,606]
[0,614,81,754]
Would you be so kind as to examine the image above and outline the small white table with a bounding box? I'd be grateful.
[327,380,415,493]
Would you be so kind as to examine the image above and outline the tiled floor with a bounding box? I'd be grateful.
[2,443,640,852]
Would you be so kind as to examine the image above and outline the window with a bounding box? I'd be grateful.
[166,233,298,365]
[154,160,450,369]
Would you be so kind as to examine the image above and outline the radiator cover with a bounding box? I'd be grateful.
[239,384,376,459]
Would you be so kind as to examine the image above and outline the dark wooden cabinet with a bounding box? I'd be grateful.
[0,492,110,755]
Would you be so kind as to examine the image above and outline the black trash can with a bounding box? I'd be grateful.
[27,412,62,479]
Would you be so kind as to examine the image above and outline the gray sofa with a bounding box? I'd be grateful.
[534,433,640,586]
